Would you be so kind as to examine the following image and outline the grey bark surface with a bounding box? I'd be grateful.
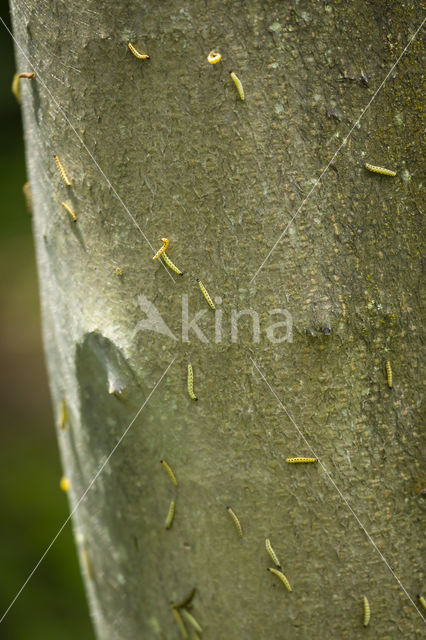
[10,1,424,639]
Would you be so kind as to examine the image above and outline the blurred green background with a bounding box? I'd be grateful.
[0,3,94,638]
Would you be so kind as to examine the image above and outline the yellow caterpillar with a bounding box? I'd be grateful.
[58,400,68,429]
[364,163,396,177]
[23,182,33,215]
[61,201,77,222]
[161,459,178,487]
[181,609,202,634]
[171,606,188,639]
[81,546,94,580]
[267,567,292,592]
[226,506,243,538]
[385,360,392,388]
[162,252,184,275]
[197,278,215,309]
[230,71,244,100]
[54,155,72,186]
[265,538,281,567]
[165,499,176,529]
[12,73,21,102]
[128,42,150,60]
[152,237,168,260]
[286,457,317,463]
[363,595,370,627]
[187,363,198,400]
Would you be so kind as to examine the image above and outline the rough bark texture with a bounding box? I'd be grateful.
[11,1,424,638]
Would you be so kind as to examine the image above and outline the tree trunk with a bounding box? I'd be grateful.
[10,1,424,638]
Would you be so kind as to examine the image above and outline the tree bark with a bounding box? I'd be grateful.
[11,1,424,638]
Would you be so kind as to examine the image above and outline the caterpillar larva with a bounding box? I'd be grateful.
[161,459,178,487]
[165,499,176,529]
[60,476,70,492]
[54,155,72,186]
[363,595,371,627]
[152,237,169,260]
[11,73,21,102]
[61,201,77,222]
[12,72,35,103]
[226,506,243,538]
[265,538,281,567]
[196,278,215,310]
[364,163,396,177]
[418,595,426,611]
[171,606,189,639]
[173,587,196,609]
[23,182,33,215]
[180,609,202,634]
[207,50,221,64]
[187,363,198,401]
[267,567,292,592]
[58,400,68,430]
[385,360,393,388]
[81,546,94,580]
[128,42,150,60]
[162,252,184,275]
[286,457,317,463]
[230,71,245,100]
[115,266,123,277]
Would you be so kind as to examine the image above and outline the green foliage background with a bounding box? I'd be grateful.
[0,3,93,638]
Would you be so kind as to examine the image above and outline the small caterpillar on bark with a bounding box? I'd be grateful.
[81,546,94,580]
[165,499,176,529]
[226,506,243,538]
[230,71,245,100]
[161,460,178,487]
[58,400,68,429]
[363,595,371,627]
[197,278,215,310]
[61,201,77,222]
[187,363,198,400]
[171,606,188,638]
[152,238,169,260]
[54,155,72,186]
[267,567,292,592]
[12,72,35,103]
[364,163,396,177]
[128,42,150,60]
[162,252,184,275]
[265,538,281,567]
[181,609,202,634]
[385,360,393,388]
